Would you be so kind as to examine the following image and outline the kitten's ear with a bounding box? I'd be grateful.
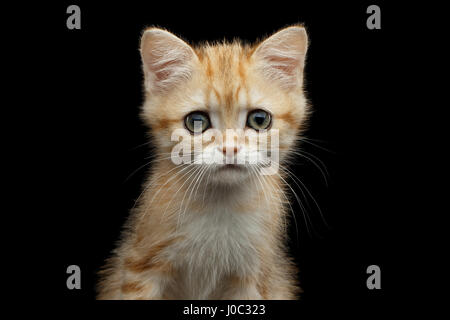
[253,26,308,89]
[140,28,197,94]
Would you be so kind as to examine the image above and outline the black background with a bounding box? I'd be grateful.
[12,0,424,316]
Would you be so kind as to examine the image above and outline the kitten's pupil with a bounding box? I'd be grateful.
[254,114,265,125]
[191,114,204,122]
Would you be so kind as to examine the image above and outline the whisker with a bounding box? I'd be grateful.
[176,164,205,230]
[124,155,177,183]
[279,164,329,230]
[298,137,334,154]
[271,166,307,240]
[160,162,203,222]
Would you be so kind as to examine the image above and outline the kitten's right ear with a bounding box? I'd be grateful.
[140,28,197,94]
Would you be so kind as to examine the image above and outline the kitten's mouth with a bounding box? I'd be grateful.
[217,164,245,171]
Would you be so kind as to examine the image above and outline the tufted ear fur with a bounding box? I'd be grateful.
[252,26,308,90]
[140,28,198,94]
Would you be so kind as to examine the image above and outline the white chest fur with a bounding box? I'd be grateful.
[164,202,265,298]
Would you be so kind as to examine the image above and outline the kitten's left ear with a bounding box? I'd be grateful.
[252,26,308,90]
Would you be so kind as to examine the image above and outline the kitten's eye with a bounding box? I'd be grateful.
[247,109,272,130]
[184,111,211,133]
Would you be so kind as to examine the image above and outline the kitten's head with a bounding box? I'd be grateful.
[140,26,309,185]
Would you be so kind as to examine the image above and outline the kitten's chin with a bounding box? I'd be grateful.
[210,164,251,185]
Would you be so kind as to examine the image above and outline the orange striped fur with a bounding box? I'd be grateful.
[97,25,309,300]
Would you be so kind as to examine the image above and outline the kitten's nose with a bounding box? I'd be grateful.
[221,145,240,155]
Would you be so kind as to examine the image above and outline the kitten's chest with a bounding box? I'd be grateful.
[168,204,264,275]
[163,205,265,298]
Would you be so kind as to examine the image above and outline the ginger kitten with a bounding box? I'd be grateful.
[97,25,309,300]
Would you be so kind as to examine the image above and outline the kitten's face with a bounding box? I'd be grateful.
[140,27,308,185]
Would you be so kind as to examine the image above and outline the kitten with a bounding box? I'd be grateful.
[97,25,309,300]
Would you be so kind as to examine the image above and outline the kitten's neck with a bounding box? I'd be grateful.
[143,162,284,221]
